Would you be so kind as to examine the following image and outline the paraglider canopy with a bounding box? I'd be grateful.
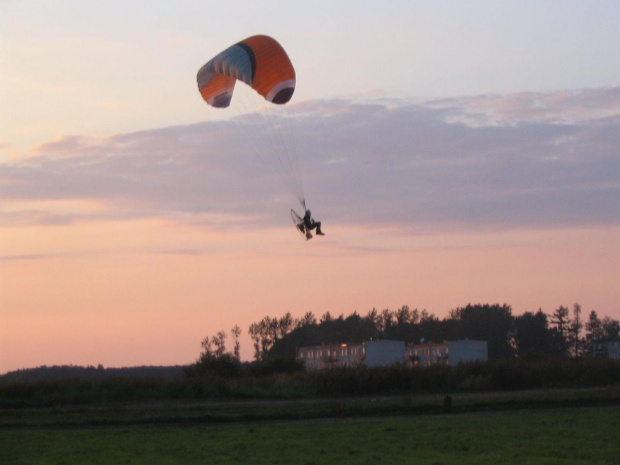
[196,35,314,229]
[197,35,296,108]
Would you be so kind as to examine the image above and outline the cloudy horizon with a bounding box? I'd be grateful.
[3,87,619,235]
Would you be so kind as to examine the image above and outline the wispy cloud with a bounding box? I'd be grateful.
[431,87,620,126]
[0,253,65,262]
[156,249,202,256]
[2,88,618,233]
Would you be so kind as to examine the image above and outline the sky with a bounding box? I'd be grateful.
[1,1,619,373]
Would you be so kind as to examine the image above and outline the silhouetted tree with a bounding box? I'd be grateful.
[248,321,263,360]
[601,317,620,340]
[200,336,213,357]
[416,313,448,343]
[586,310,604,343]
[512,310,557,360]
[248,313,301,361]
[231,325,242,360]
[379,308,394,333]
[419,309,433,322]
[410,307,421,325]
[395,305,412,325]
[550,306,571,357]
[364,308,381,335]
[194,329,241,377]
[583,315,620,358]
[278,312,295,339]
[569,303,585,358]
[449,303,514,359]
[345,312,379,341]
[212,331,227,357]
[295,311,317,328]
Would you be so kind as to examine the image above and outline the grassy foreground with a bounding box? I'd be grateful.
[2,405,619,464]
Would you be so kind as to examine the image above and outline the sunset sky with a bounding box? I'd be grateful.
[2,1,620,373]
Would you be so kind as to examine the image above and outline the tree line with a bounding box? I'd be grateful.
[3,303,619,407]
[200,303,620,364]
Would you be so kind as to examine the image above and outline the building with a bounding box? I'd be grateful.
[297,342,362,370]
[297,340,405,370]
[297,339,487,369]
[365,340,406,367]
[406,340,488,366]
[590,340,620,360]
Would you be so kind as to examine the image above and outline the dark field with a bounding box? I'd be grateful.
[2,389,619,464]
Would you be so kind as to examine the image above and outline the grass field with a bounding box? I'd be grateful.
[2,405,619,464]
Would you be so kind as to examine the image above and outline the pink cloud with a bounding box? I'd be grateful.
[1,87,618,234]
